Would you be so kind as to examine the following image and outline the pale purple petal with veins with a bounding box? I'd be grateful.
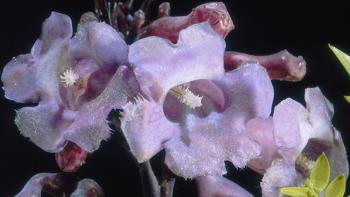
[129,22,225,101]
[197,176,253,197]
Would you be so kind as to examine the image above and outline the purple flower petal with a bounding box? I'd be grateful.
[66,66,134,152]
[247,117,279,174]
[121,97,180,162]
[197,176,253,197]
[261,159,298,197]
[164,63,272,177]
[2,12,72,104]
[69,20,128,66]
[129,22,225,101]
[272,98,308,162]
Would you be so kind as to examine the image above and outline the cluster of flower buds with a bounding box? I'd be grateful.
[2,0,347,196]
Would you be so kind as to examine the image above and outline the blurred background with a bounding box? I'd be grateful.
[0,0,349,196]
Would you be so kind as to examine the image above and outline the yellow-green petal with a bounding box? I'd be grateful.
[325,174,346,197]
[329,44,350,76]
[280,186,310,197]
[344,95,350,103]
[310,153,330,192]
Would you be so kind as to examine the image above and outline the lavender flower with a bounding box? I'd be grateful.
[246,87,348,196]
[1,12,130,155]
[121,22,274,178]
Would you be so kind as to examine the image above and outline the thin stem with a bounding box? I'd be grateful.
[139,161,160,197]
[160,177,175,197]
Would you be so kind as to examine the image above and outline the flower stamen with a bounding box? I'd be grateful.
[170,86,203,109]
[60,69,79,87]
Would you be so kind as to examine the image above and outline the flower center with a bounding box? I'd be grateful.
[60,69,79,87]
[170,85,203,109]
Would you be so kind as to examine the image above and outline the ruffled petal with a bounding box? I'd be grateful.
[164,63,273,177]
[164,130,227,178]
[129,22,225,101]
[217,63,274,132]
[164,112,260,178]
[121,98,180,162]
[197,176,253,197]
[69,20,128,67]
[15,101,72,152]
[2,13,72,104]
[39,12,73,54]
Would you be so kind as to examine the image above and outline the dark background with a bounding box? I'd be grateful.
[0,0,350,196]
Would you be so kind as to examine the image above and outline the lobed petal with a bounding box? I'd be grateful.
[129,23,225,101]
[69,20,128,67]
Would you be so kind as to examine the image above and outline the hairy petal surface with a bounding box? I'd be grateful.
[121,97,180,162]
[164,63,273,178]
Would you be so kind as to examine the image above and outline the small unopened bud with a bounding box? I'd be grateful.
[55,142,88,172]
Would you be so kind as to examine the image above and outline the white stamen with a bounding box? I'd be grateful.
[60,69,79,87]
[171,86,203,109]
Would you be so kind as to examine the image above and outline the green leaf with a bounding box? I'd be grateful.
[280,186,310,197]
[329,44,350,76]
[309,153,330,192]
[344,95,350,103]
[325,174,346,197]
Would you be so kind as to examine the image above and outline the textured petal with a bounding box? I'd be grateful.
[164,63,273,177]
[66,66,133,152]
[71,179,104,197]
[164,112,260,178]
[164,138,227,178]
[197,176,253,197]
[70,21,128,66]
[121,98,180,162]
[15,102,72,152]
[261,159,299,197]
[15,173,57,197]
[129,22,225,101]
